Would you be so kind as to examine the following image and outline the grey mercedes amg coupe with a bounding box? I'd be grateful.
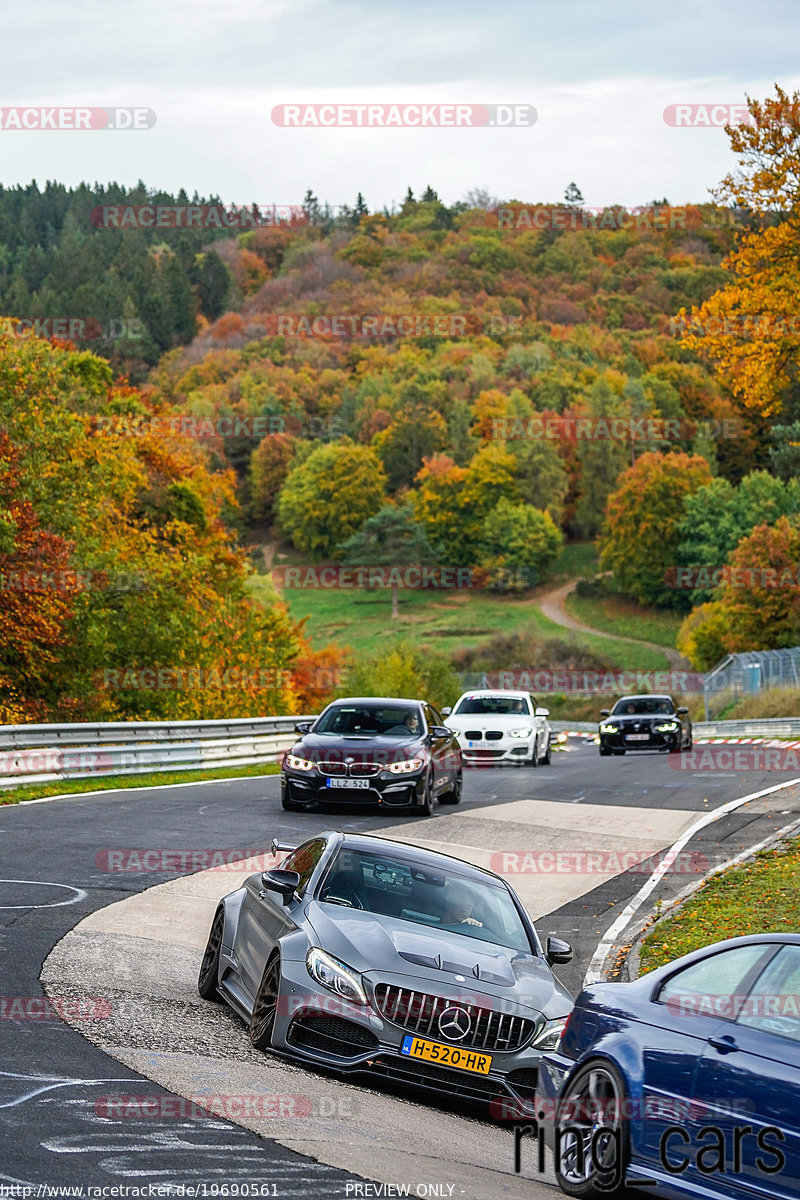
[198,830,574,1112]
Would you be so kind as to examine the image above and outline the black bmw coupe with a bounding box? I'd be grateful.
[280,696,463,816]
[598,694,692,756]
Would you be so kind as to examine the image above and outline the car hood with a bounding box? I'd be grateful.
[304,903,572,1017]
[446,714,534,728]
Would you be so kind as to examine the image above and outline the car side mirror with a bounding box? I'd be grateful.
[600,709,610,718]
[441,706,452,717]
[294,721,312,734]
[677,707,689,715]
[431,726,451,738]
[261,869,301,903]
[535,707,550,718]
[546,936,573,965]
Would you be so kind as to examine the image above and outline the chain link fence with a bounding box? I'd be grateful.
[703,648,800,719]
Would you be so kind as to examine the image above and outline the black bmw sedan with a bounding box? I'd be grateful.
[598,693,692,756]
[280,696,462,816]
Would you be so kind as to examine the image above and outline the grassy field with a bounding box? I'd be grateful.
[638,837,800,974]
[270,536,672,672]
[565,590,684,649]
[281,584,672,669]
[0,762,281,806]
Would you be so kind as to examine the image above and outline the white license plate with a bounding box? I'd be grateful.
[468,741,480,747]
[626,733,650,741]
[326,777,370,789]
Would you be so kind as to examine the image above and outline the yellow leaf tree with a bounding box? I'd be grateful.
[677,86,800,416]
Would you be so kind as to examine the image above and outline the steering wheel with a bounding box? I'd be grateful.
[323,890,364,910]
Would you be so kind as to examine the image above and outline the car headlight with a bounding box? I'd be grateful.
[656,722,679,732]
[306,948,367,1004]
[387,757,425,774]
[599,723,618,734]
[285,753,315,771]
[532,1017,568,1051]
[509,728,533,738]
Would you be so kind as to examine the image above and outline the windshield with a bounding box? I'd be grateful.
[452,695,531,716]
[317,847,533,953]
[314,703,423,737]
[611,697,676,716]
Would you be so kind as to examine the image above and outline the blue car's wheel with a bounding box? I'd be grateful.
[554,1060,629,1197]
[197,906,224,1001]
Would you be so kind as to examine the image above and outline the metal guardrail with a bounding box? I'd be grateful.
[693,718,800,739]
[0,716,314,791]
[2,713,799,793]
[550,719,800,738]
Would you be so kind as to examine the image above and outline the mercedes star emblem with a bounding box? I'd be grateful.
[438,1005,472,1041]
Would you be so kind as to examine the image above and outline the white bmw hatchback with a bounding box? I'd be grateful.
[443,690,551,767]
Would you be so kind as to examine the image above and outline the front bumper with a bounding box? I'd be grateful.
[281,769,426,808]
[456,734,537,764]
[599,728,681,752]
[270,956,548,1112]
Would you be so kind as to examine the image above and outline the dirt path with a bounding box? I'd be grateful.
[539,578,690,669]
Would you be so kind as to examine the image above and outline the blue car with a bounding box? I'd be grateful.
[535,933,800,1198]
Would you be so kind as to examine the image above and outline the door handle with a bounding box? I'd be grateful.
[258,890,268,900]
[709,1035,739,1054]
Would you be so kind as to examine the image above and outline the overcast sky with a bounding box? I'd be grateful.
[2,0,798,211]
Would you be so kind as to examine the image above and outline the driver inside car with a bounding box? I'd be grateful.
[440,881,484,928]
[402,710,421,734]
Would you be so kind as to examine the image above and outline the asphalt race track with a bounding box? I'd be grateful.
[3,737,800,1197]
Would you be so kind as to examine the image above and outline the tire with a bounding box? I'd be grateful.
[685,732,693,751]
[527,737,539,767]
[554,1060,630,1198]
[438,770,462,805]
[598,746,612,758]
[281,788,305,812]
[197,906,224,1001]
[417,772,435,816]
[542,737,552,765]
[250,954,281,1051]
